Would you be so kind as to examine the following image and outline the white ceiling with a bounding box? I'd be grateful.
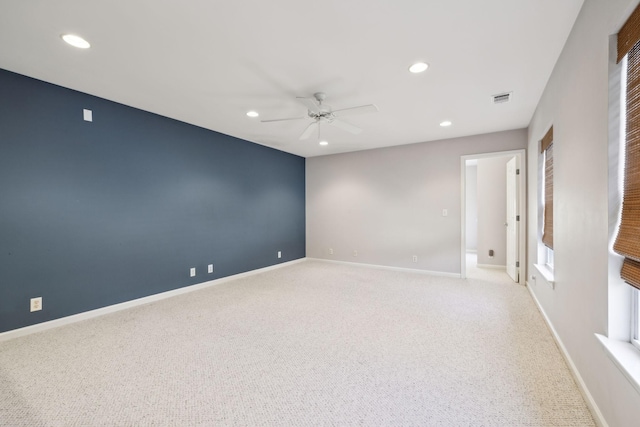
[0,0,584,158]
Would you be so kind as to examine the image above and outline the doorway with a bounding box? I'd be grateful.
[460,149,526,284]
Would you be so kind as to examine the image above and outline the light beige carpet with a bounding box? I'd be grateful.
[0,260,595,426]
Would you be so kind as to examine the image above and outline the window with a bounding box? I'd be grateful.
[545,247,554,269]
[535,126,554,284]
[541,128,553,253]
[634,288,640,351]
[615,4,640,349]
[597,5,640,393]
[614,43,640,292]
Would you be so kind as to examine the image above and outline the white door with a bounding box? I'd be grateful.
[506,157,519,282]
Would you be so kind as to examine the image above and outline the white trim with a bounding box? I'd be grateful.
[461,157,467,279]
[534,263,555,289]
[460,149,526,284]
[0,258,306,343]
[476,264,507,270]
[526,282,608,427]
[595,334,640,396]
[633,289,640,351]
[308,258,461,278]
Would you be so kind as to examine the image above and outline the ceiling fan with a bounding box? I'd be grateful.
[261,92,378,140]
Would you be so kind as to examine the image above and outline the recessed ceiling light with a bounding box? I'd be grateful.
[246,111,259,118]
[409,62,429,73]
[61,34,91,49]
[319,141,329,146]
[440,120,452,127]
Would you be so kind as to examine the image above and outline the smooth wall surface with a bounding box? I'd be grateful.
[526,0,640,425]
[0,69,306,333]
[477,156,510,266]
[306,129,527,275]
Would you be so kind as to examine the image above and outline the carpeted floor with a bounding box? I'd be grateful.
[0,260,595,426]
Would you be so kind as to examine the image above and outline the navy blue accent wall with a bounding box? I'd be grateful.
[0,69,305,333]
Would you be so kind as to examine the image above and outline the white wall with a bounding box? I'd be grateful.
[306,129,526,275]
[465,163,478,252]
[477,156,511,266]
[527,0,640,426]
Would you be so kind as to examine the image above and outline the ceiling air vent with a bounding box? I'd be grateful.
[492,92,512,104]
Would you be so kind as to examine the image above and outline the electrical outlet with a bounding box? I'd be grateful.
[190,267,196,277]
[442,209,448,217]
[353,250,358,257]
[329,248,333,255]
[278,251,282,259]
[208,264,214,274]
[412,255,418,263]
[30,297,42,312]
[83,109,93,122]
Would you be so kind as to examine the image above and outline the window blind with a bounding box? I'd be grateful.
[541,126,553,249]
[615,4,640,291]
[617,4,640,63]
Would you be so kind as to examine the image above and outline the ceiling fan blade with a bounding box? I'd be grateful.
[329,119,362,134]
[299,121,318,140]
[296,97,321,113]
[332,104,379,117]
[261,116,306,123]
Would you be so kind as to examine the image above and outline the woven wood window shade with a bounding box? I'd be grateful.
[615,3,640,290]
[541,127,553,249]
[617,4,640,63]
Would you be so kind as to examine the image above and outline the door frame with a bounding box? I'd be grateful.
[460,149,526,284]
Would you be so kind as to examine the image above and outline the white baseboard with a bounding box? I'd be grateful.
[0,258,306,343]
[476,264,507,270]
[308,258,461,278]
[525,282,608,427]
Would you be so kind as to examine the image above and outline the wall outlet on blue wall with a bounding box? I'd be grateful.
[208,264,213,273]
[189,268,196,277]
[278,251,282,259]
[30,297,42,312]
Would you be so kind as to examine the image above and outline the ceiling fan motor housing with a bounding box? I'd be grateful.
[308,110,334,121]
[313,92,326,103]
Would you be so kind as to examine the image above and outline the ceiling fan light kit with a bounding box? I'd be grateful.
[262,92,378,140]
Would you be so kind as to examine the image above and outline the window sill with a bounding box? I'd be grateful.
[534,264,555,289]
[595,334,640,396]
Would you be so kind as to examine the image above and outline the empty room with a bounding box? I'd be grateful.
[1,1,640,426]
